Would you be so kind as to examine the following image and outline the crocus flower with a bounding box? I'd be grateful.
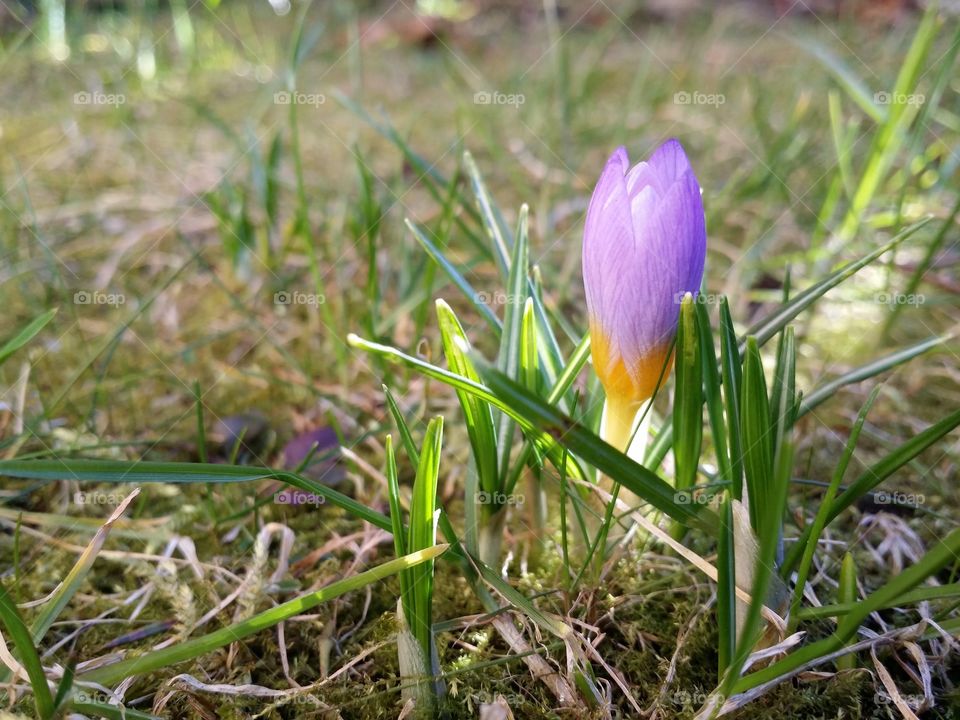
[582,139,706,452]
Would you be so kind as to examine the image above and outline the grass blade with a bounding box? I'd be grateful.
[29,489,140,646]
[720,298,744,498]
[495,206,530,486]
[463,150,513,277]
[407,218,501,332]
[798,336,945,416]
[385,436,413,630]
[745,218,931,346]
[0,308,57,366]
[0,459,393,534]
[473,559,571,641]
[794,36,884,122]
[519,298,540,396]
[739,338,773,534]
[717,491,737,678]
[383,385,421,468]
[435,299,499,499]
[769,327,797,453]
[673,295,702,533]
[698,301,731,487]
[407,418,443,660]
[67,703,160,720]
[835,552,858,670]
[824,407,960,537]
[723,433,793,695]
[0,582,54,718]
[797,582,960,620]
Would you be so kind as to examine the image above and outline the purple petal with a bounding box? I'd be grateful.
[631,170,705,352]
[625,162,660,199]
[583,148,633,344]
[609,145,630,175]
[647,138,693,186]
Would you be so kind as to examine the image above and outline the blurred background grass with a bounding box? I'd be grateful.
[2,0,956,428]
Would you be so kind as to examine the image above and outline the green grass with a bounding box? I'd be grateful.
[1,2,960,718]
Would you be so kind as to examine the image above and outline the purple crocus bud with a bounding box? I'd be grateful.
[582,139,706,451]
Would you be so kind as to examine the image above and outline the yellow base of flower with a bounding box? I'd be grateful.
[590,328,674,423]
[601,394,641,455]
